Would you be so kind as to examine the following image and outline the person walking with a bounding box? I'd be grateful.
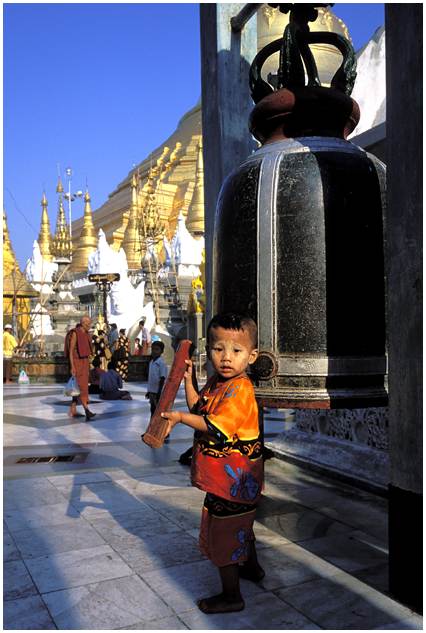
[114,328,130,381]
[3,324,18,384]
[66,315,96,421]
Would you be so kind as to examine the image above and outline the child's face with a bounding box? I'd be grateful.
[208,326,258,380]
[151,345,162,359]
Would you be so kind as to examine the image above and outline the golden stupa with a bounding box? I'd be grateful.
[121,173,144,269]
[38,192,53,262]
[71,189,98,272]
[71,7,350,266]
[3,209,37,337]
[51,190,72,260]
[257,5,352,87]
[72,102,202,262]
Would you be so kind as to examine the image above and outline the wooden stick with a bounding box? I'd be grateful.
[142,339,194,448]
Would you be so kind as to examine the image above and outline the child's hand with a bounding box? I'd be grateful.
[160,410,182,435]
[183,359,193,380]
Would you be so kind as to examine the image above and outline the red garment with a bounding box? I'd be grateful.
[191,374,263,505]
[75,325,92,358]
[199,493,256,567]
[70,327,93,405]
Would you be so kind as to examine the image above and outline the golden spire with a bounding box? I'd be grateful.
[121,173,143,269]
[56,176,64,194]
[37,192,53,262]
[51,194,72,260]
[71,188,98,272]
[3,209,19,275]
[186,138,205,236]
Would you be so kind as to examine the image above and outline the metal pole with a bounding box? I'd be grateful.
[230,3,263,32]
[68,174,72,241]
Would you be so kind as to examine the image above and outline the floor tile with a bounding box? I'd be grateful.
[4,528,21,562]
[141,487,206,530]
[373,615,423,629]
[299,533,388,573]
[276,571,419,629]
[47,471,113,489]
[143,559,264,614]
[352,562,390,594]
[256,541,342,591]
[4,477,67,510]
[64,481,147,519]
[4,559,38,601]
[5,501,81,531]
[12,518,106,558]
[121,615,189,629]
[24,544,133,593]
[3,595,56,629]
[256,508,352,543]
[113,531,204,573]
[89,507,182,544]
[42,574,172,629]
[179,591,321,630]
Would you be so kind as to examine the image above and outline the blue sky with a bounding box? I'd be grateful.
[4,3,385,269]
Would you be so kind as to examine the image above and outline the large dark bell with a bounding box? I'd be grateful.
[213,89,387,409]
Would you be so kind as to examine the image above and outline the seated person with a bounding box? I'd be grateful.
[89,357,105,394]
[99,360,132,400]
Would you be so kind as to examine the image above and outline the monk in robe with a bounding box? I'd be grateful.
[68,315,96,421]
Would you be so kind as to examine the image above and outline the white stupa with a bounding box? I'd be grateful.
[171,212,204,278]
[25,240,58,295]
[350,26,386,138]
[83,228,154,333]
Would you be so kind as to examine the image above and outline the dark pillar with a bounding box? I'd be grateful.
[386,4,423,614]
[199,3,257,323]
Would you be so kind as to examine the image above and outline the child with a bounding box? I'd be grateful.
[161,313,264,614]
[146,340,168,416]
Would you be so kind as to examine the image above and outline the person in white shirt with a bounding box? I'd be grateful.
[146,340,168,416]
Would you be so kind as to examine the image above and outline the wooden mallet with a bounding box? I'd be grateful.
[141,339,195,448]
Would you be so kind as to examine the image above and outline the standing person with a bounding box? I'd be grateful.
[3,324,18,384]
[92,328,110,370]
[145,340,168,417]
[67,315,96,421]
[133,338,142,356]
[99,360,132,400]
[139,318,151,355]
[108,323,119,353]
[114,328,130,381]
[160,313,264,614]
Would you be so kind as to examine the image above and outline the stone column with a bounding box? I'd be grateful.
[385,4,422,613]
[200,3,258,323]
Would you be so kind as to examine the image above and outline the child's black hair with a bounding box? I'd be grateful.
[92,356,101,368]
[207,313,258,348]
[108,360,117,370]
[151,340,165,353]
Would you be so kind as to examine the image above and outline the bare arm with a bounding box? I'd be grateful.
[184,360,199,410]
[160,410,208,435]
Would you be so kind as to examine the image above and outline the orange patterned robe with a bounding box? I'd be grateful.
[191,373,263,567]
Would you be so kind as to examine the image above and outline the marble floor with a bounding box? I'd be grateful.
[3,382,423,630]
